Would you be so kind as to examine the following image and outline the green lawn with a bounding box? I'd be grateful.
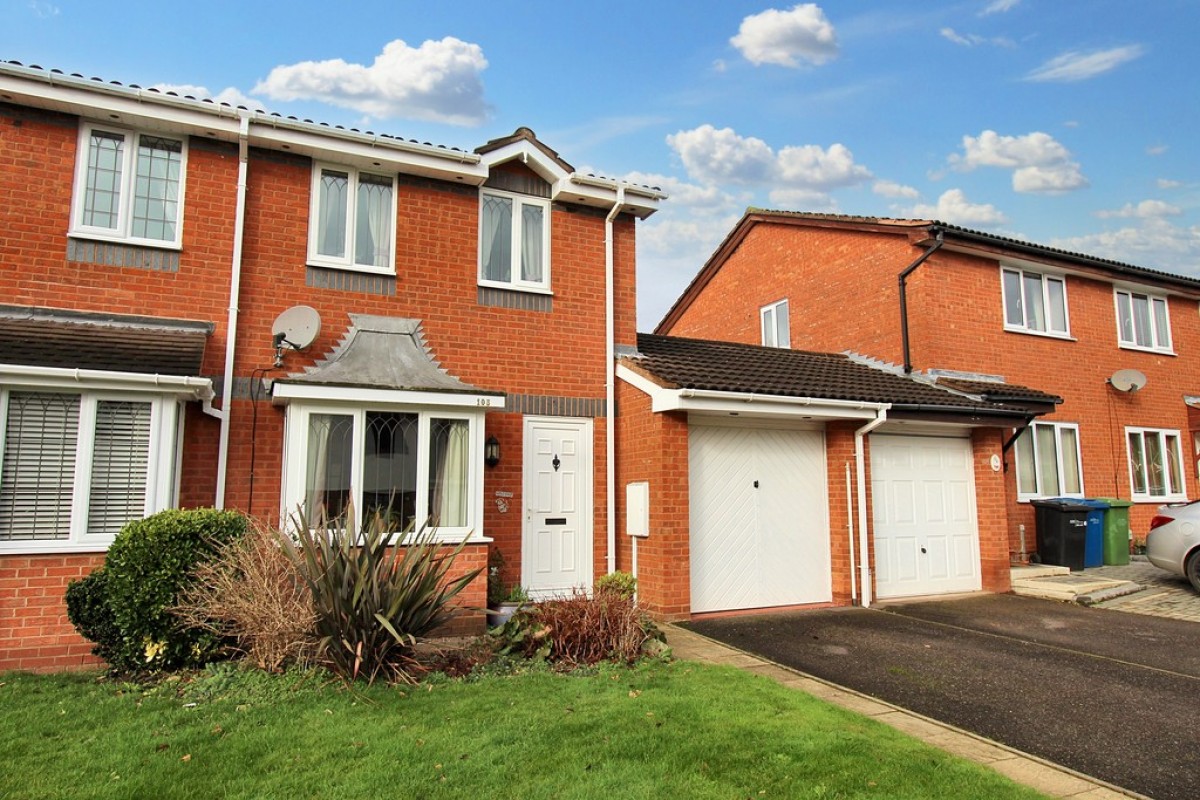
[0,660,1044,799]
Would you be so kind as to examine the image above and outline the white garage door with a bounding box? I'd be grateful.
[870,434,980,599]
[689,423,831,613]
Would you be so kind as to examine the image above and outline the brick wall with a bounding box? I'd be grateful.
[0,554,105,672]
[1,105,635,666]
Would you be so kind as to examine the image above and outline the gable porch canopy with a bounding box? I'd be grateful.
[271,314,505,409]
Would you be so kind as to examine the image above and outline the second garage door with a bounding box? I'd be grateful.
[689,423,831,613]
[870,434,981,599]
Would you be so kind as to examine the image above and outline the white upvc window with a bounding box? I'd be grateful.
[1001,267,1070,337]
[478,188,551,292]
[282,402,485,541]
[1013,422,1083,501]
[0,389,181,552]
[70,123,187,248]
[760,299,790,348]
[308,164,396,273]
[1115,289,1172,353]
[1126,427,1186,502]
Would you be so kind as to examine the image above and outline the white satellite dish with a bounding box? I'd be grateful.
[271,305,321,350]
[1108,368,1147,393]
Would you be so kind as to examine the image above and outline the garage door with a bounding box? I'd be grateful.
[689,423,831,613]
[870,434,980,599]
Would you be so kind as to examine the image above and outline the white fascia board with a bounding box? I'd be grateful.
[562,174,662,218]
[616,364,885,420]
[270,381,506,409]
[248,122,487,184]
[0,363,213,399]
[479,139,569,185]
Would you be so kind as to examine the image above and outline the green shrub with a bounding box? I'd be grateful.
[278,514,482,685]
[67,508,248,672]
[595,570,637,599]
[64,567,121,665]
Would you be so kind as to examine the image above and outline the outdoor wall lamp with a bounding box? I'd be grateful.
[485,435,501,468]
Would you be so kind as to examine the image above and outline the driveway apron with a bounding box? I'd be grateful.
[684,594,1200,800]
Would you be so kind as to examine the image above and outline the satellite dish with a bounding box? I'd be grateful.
[271,305,321,350]
[1108,368,1147,393]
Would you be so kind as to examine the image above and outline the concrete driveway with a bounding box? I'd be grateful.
[685,594,1200,800]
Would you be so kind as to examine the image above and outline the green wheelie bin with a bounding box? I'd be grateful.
[1096,497,1132,566]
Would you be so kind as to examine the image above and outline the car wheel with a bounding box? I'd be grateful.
[1187,550,1200,593]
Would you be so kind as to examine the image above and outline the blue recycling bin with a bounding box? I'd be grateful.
[1067,498,1108,569]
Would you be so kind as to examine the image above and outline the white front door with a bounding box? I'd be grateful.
[689,423,831,613]
[522,416,592,598]
[870,434,981,599]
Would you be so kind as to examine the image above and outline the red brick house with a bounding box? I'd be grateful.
[0,60,661,671]
[639,210,1200,615]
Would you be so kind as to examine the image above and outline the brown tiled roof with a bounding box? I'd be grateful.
[629,334,1059,414]
[0,305,212,376]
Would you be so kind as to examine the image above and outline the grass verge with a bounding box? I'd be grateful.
[0,660,1044,799]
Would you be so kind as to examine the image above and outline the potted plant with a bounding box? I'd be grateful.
[486,548,529,628]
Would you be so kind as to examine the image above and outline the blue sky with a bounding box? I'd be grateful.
[6,0,1198,328]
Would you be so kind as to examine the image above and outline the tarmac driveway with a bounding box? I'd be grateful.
[685,594,1200,800]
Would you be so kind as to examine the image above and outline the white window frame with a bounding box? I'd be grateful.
[70,122,188,249]
[1126,426,1187,502]
[306,163,397,275]
[477,188,552,293]
[1013,421,1084,501]
[0,387,181,553]
[1000,266,1071,338]
[760,299,790,348]
[281,401,486,542]
[1114,288,1173,353]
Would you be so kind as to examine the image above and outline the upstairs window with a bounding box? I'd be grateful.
[1013,422,1083,500]
[71,124,186,247]
[308,165,396,273]
[1001,267,1069,337]
[1115,289,1172,352]
[479,189,550,292]
[1127,427,1186,501]
[761,299,790,348]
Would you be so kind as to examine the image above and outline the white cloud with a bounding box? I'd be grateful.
[1157,178,1182,190]
[1050,218,1200,276]
[911,189,1007,225]
[1025,45,1144,83]
[1146,144,1168,156]
[981,0,1020,14]
[731,4,838,67]
[1094,200,1182,220]
[667,124,872,195]
[152,83,260,109]
[940,27,1013,48]
[253,38,489,125]
[873,180,920,199]
[712,59,728,73]
[767,188,840,210]
[28,1,59,18]
[950,130,1088,194]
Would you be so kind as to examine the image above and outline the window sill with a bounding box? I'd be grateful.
[1118,343,1176,356]
[1017,494,1085,504]
[68,231,183,252]
[1131,495,1188,505]
[306,258,396,277]
[1003,326,1075,342]
[477,280,553,296]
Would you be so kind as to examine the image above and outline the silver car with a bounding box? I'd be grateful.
[1147,502,1200,592]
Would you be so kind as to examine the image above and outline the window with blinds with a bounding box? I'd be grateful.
[88,400,152,537]
[0,392,81,540]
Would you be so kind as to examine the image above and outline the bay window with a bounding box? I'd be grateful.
[1013,422,1083,500]
[308,164,396,272]
[1126,427,1186,501]
[285,403,482,539]
[71,124,187,247]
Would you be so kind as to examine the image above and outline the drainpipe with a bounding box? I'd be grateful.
[214,111,252,508]
[846,463,856,602]
[898,228,944,374]
[855,407,889,607]
[604,185,625,575]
